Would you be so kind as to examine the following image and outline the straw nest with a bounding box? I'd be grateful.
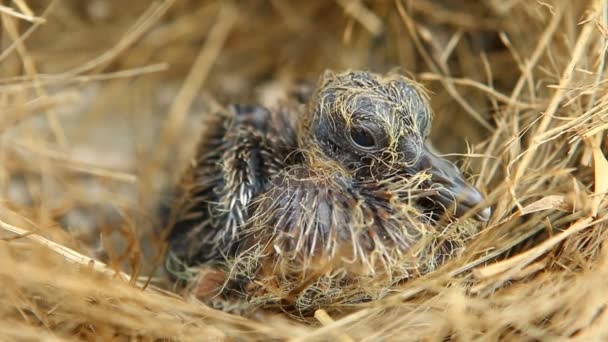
[0,0,607,340]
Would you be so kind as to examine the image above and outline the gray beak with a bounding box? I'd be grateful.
[420,144,491,222]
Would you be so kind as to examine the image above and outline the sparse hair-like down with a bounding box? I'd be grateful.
[166,70,481,314]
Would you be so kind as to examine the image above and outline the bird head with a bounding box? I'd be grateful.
[300,70,491,222]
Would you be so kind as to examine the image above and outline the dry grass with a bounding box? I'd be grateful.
[0,0,607,340]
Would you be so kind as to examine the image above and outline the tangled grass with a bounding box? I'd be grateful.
[0,0,607,340]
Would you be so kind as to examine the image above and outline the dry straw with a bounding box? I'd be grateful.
[0,0,607,340]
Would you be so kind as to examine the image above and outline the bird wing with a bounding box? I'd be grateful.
[167,105,288,271]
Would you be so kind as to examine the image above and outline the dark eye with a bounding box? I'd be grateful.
[350,126,376,148]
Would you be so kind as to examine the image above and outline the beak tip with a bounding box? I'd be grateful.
[421,146,491,222]
[475,206,492,222]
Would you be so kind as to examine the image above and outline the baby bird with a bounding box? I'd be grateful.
[165,70,490,314]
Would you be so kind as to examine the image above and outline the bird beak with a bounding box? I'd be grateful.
[420,144,491,222]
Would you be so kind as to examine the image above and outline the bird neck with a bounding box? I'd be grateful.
[301,146,351,179]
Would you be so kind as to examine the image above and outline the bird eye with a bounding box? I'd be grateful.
[349,126,376,148]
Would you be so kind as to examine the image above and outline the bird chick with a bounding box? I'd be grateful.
[165,70,490,315]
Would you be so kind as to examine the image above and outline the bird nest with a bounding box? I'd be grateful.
[0,0,607,340]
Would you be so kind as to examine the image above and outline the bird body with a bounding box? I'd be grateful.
[166,70,489,314]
